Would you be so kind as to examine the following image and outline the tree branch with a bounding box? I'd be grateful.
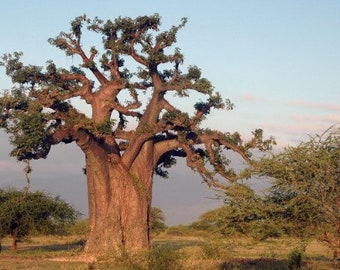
[77,48,109,86]
[130,38,148,66]
[50,32,109,86]
[153,137,181,166]
[58,73,94,103]
[198,133,251,163]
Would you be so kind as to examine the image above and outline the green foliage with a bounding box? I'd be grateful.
[67,219,89,237]
[287,248,303,270]
[194,93,226,117]
[150,207,167,233]
[129,170,147,199]
[256,127,340,253]
[193,185,283,240]
[200,239,225,259]
[161,110,191,128]
[0,188,80,241]
[95,117,114,134]
[0,87,52,160]
[195,127,339,256]
[0,52,46,85]
[146,246,183,270]
[164,225,204,237]
[113,245,183,270]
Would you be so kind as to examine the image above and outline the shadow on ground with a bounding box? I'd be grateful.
[1,239,85,253]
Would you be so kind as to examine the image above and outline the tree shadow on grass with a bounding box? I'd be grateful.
[153,238,206,250]
[220,257,339,270]
[220,258,290,270]
[1,239,86,253]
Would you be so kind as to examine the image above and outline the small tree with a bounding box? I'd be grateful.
[192,185,283,240]
[256,127,340,258]
[194,127,340,257]
[0,188,79,252]
[150,207,167,233]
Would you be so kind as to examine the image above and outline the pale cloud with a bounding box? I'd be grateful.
[287,100,340,111]
[238,95,340,113]
[261,122,330,135]
[292,114,340,123]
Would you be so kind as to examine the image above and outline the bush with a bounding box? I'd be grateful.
[68,219,89,236]
[122,246,183,270]
[147,246,183,270]
[164,225,206,237]
[201,240,225,259]
[288,249,303,270]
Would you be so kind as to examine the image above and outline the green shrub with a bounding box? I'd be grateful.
[124,246,183,270]
[288,249,303,270]
[201,240,225,259]
[147,246,183,270]
[164,225,206,237]
[68,219,89,236]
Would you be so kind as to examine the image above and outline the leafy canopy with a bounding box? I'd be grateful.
[150,207,167,233]
[0,188,79,239]
[256,126,340,255]
[192,185,283,240]
[0,14,275,188]
[195,127,340,256]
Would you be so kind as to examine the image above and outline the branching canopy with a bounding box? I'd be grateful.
[0,14,275,189]
[0,188,79,240]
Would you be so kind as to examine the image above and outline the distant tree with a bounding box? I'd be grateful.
[192,185,283,240]
[0,14,274,256]
[68,218,90,237]
[150,207,167,233]
[255,127,340,258]
[0,188,79,252]
[194,127,340,259]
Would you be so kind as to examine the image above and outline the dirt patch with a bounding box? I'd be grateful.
[47,254,96,263]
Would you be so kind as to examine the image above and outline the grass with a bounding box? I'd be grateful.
[0,233,338,269]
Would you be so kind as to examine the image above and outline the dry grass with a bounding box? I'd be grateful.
[156,235,337,269]
[0,234,338,269]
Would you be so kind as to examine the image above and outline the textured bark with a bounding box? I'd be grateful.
[82,140,153,257]
[11,230,18,252]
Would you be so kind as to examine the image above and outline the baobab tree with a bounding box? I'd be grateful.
[0,14,274,257]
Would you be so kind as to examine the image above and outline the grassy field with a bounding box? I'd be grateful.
[0,233,338,269]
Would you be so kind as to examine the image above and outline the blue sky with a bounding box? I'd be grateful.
[1,1,340,225]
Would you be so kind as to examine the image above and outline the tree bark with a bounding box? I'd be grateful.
[82,141,153,257]
[11,230,18,252]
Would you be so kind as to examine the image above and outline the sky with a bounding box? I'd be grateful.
[0,1,339,226]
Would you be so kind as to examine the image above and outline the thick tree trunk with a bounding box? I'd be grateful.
[82,142,153,257]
